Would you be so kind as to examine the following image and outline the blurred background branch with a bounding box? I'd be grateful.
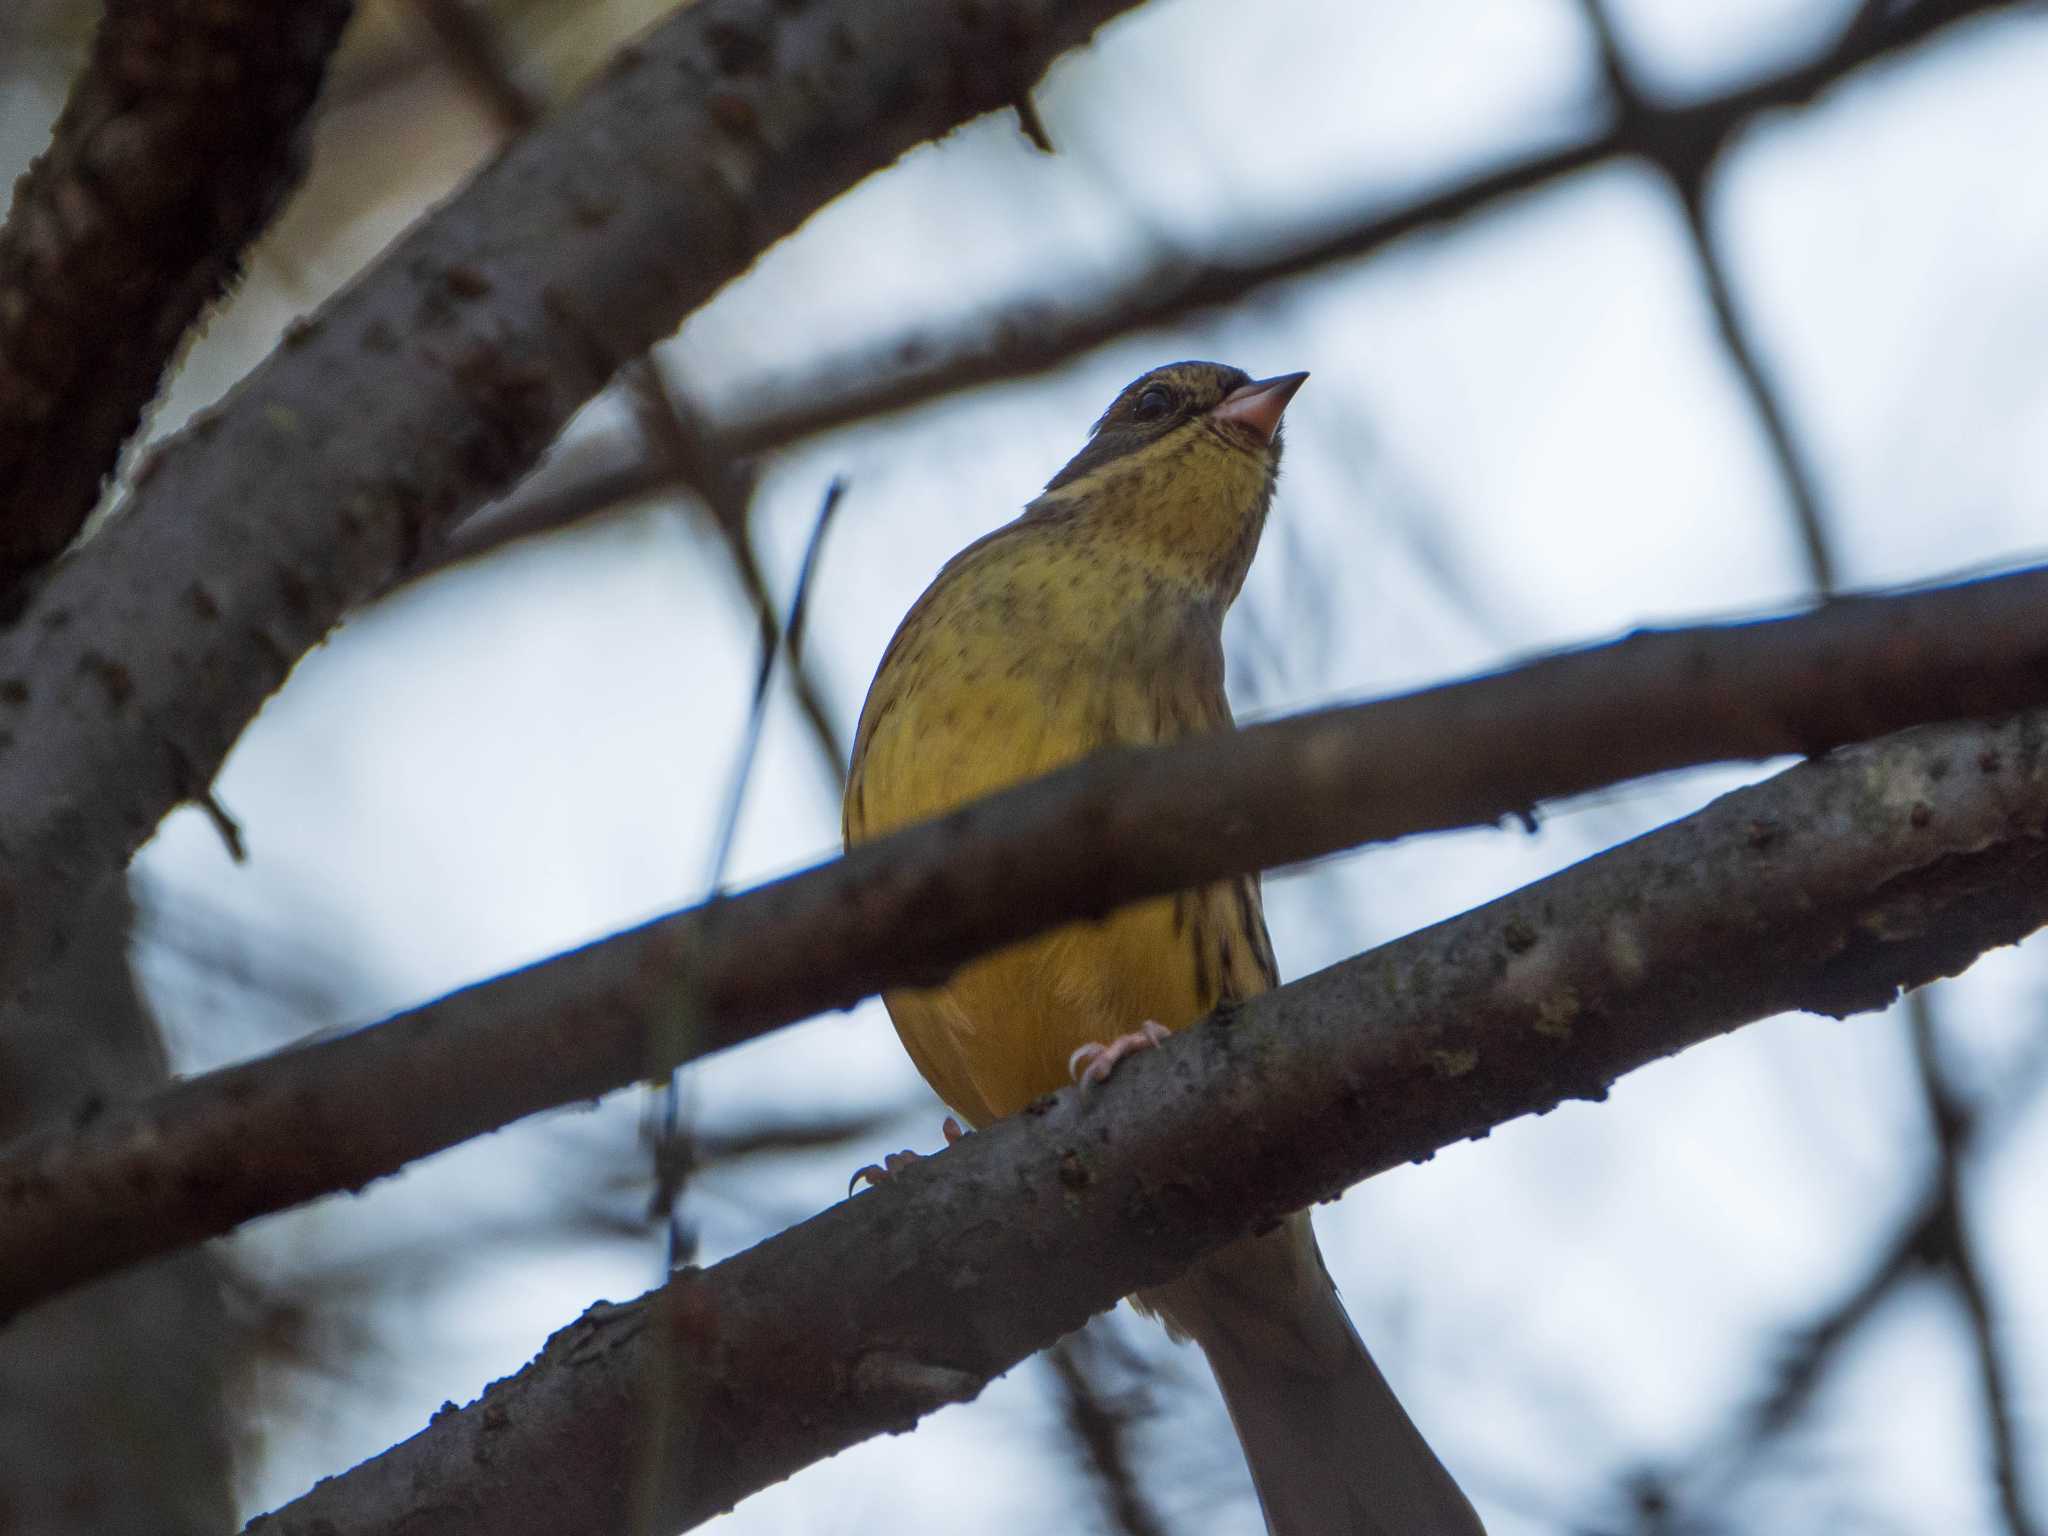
[4,0,2045,1530]
[0,0,353,604]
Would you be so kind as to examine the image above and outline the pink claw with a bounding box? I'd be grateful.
[849,1116,968,1194]
[1068,1020,1172,1088]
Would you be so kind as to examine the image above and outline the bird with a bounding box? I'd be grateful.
[843,361,1486,1535]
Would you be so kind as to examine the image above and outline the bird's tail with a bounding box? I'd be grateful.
[1137,1214,1485,1536]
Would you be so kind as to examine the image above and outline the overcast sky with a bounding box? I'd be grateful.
[8,0,2043,1530]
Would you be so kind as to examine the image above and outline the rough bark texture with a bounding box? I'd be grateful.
[0,0,1150,1004]
[5,569,2048,1320]
[0,881,234,1536]
[0,0,355,603]
[242,712,2048,1535]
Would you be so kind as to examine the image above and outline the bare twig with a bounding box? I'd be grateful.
[651,474,850,1263]
[1047,1324,1170,1536]
[404,0,850,789]
[1678,1012,2048,1527]
[415,0,2038,588]
[694,0,2032,461]
[701,476,848,892]
[1579,0,1838,593]
[403,446,688,581]
[406,0,542,129]
[1908,995,2042,1536]
[628,369,851,788]
[11,566,2048,1319]
[243,711,2048,1536]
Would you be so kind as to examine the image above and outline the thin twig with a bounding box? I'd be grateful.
[1046,1324,1170,1536]
[403,0,850,790]
[623,366,851,790]
[655,475,848,1268]
[1578,0,1837,593]
[698,0,2031,461]
[700,477,849,894]
[417,0,2036,590]
[1908,994,2042,1536]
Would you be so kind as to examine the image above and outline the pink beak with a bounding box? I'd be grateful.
[1210,371,1308,445]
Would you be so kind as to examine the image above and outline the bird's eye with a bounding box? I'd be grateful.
[1133,386,1173,422]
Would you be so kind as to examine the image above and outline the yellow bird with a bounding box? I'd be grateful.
[845,362,1484,1535]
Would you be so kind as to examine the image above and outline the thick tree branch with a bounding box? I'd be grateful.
[8,567,2048,1321]
[0,0,354,603]
[244,711,2048,1536]
[0,0,1151,1003]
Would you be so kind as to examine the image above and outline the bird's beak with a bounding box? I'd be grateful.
[1210,372,1308,445]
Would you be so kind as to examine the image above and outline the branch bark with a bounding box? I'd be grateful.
[7,566,2048,1322]
[0,0,1151,1002]
[244,710,2048,1535]
[0,0,354,602]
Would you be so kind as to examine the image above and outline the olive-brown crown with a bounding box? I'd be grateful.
[1045,361,1267,492]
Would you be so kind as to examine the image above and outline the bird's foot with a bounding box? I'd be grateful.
[849,1116,964,1193]
[1068,1020,1171,1087]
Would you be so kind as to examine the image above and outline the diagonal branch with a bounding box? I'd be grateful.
[423,0,2037,582]
[1578,0,1838,594]
[0,0,355,605]
[0,0,1154,1005]
[8,563,2048,1321]
[403,0,848,784]
[1046,1325,1171,1536]
[245,710,2048,1536]
[694,0,2033,461]
[1908,995,2043,1536]
[1680,1004,2048,1528]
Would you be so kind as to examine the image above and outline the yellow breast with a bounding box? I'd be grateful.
[845,513,1276,1127]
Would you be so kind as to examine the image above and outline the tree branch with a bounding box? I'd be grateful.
[1046,1324,1170,1536]
[687,0,2031,461]
[8,566,2048,1320]
[1583,5,2036,1513]
[0,0,354,604]
[1677,1001,2048,1525]
[400,0,849,786]
[1579,0,1839,595]
[424,0,2035,580]
[0,0,1151,1004]
[1908,995,2043,1536]
[243,710,2048,1535]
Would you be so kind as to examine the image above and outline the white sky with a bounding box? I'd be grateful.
[9,0,2045,1530]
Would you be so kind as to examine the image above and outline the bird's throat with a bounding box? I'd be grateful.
[1030,429,1277,606]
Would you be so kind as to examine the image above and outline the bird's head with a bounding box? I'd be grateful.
[1034,361,1307,604]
